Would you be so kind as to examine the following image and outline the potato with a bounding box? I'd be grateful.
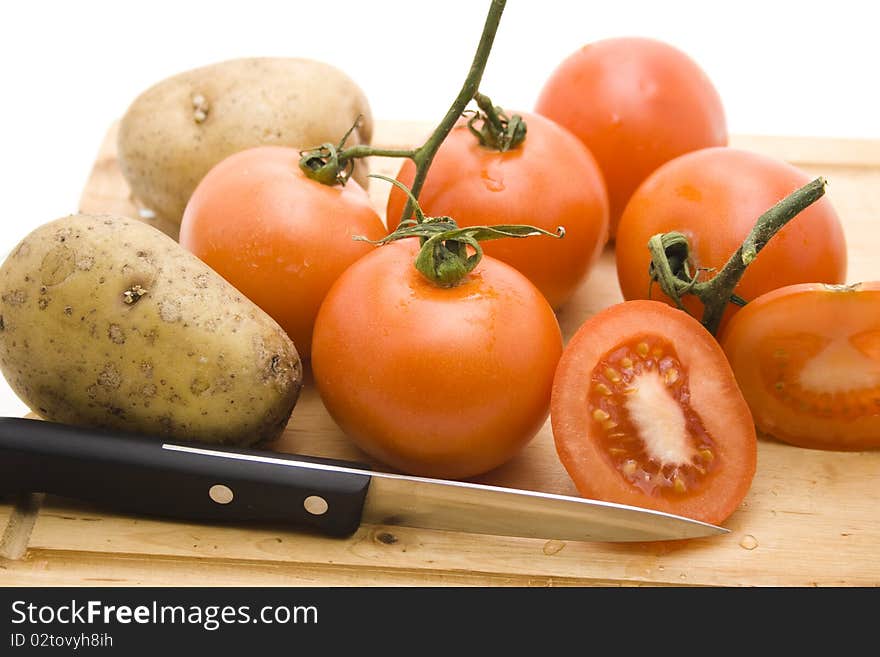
[0,214,302,445]
[117,57,373,230]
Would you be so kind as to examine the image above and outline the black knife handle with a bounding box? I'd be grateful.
[0,417,372,537]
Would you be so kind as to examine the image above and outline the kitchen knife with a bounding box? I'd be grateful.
[0,417,727,542]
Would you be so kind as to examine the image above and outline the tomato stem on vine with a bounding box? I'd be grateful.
[398,0,507,224]
[297,0,508,225]
[647,176,828,336]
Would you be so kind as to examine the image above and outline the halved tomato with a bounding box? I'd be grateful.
[721,282,880,450]
[551,300,756,524]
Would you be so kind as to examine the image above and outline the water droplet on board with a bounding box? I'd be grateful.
[739,534,759,550]
[542,540,566,556]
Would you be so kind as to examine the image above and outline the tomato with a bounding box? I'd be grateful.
[311,240,563,479]
[386,112,609,310]
[615,147,847,329]
[179,146,386,359]
[535,37,727,236]
[550,300,756,524]
[721,283,880,451]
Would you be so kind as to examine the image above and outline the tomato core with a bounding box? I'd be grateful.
[588,335,718,498]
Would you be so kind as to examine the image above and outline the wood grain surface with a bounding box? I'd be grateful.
[1,121,879,586]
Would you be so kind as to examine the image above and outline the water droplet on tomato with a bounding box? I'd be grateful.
[639,78,658,98]
[480,166,505,192]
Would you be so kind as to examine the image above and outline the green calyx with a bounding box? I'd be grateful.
[299,141,353,186]
[357,176,564,287]
[467,92,527,152]
[298,116,362,186]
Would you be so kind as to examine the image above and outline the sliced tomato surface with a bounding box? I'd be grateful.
[721,282,880,450]
[551,300,756,524]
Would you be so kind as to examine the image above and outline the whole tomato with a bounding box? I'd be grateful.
[535,37,727,236]
[386,112,609,310]
[312,239,563,479]
[179,146,386,359]
[615,147,847,330]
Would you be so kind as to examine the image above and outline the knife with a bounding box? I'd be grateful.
[0,417,727,542]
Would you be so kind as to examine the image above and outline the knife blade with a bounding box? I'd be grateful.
[0,417,727,542]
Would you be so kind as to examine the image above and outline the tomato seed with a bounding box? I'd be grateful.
[604,367,621,383]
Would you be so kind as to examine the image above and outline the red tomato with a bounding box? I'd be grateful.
[721,283,880,451]
[312,240,563,479]
[386,112,609,310]
[179,146,386,359]
[615,147,847,329]
[551,300,756,524]
[535,37,728,236]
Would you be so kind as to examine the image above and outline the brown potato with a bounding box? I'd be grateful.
[117,57,373,231]
[0,213,302,445]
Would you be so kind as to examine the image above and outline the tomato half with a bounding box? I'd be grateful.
[535,37,727,236]
[550,300,756,524]
[721,283,880,450]
[386,112,609,310]
[615,147,847,330]
[312,240,563,479]
[179,146,386,359]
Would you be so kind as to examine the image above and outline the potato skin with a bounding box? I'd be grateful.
[118,57,373,227]
[0,214,303,445]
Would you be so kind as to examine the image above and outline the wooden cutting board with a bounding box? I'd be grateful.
[1,121,879,586]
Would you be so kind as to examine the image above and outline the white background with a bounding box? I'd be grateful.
[0,0,877,418]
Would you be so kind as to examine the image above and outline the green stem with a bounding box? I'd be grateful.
[337,145,416,160]
[298,1,507,223]
[400,0,507,224]
[648,177,828,335]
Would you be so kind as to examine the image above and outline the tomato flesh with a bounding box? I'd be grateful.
[589,335,718,499]
[551,300,756,525]
[758,333,880,420]
[722,283,880,450]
